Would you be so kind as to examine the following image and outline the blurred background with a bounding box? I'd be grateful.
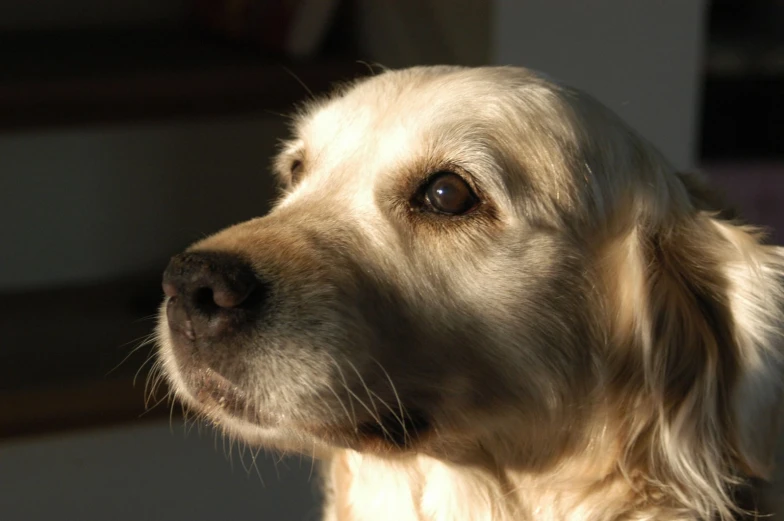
[0,1,781,519]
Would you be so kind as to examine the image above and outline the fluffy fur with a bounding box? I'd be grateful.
[155,66,784,520]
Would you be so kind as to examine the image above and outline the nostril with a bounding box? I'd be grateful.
[194,287,219,314]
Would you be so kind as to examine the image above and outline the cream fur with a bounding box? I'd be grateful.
[155,66,784,520]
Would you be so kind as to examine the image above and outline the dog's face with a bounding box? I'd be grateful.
[156,66,782,487]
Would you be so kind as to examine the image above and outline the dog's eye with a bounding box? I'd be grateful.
[423,172,479,215]
[290,160,304,181]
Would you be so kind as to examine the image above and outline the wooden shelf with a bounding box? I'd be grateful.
[0,273,174,439]
[0,25,368,132]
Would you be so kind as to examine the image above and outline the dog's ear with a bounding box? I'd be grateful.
[665,173,783,481]
[704,226,783,477]
[610,172,783,518]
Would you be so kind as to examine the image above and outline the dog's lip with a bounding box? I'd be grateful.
[183,364,436,450]
[186,369,436,450]
[185,365,266,422]
[183,363,435,449]
[183,368,436,452]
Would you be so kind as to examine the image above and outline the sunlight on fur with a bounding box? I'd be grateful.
[152,66,784,520]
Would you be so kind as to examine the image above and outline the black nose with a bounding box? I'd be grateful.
[162,251,263,342]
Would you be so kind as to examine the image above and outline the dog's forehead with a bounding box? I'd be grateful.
[300,70,491,163]
[291,68,562,187]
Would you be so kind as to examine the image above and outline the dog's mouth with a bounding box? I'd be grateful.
[176,356,434,452]
[187,366,267,423]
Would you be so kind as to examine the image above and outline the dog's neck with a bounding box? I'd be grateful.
[320,405,640,521]
[322,448,653,521]
[320,444,755,521]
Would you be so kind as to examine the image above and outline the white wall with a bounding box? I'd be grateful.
[494,0,708,170]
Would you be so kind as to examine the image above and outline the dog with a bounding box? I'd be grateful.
[155,66,784,520]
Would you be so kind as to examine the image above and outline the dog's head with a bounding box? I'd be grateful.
[156,66,783,517]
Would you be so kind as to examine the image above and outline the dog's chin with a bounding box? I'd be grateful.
[179,371,434,455]
[167,339,435,457]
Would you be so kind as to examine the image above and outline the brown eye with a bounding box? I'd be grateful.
[423,172,479,215]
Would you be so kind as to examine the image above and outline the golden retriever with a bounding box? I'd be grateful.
[155,66,784,520]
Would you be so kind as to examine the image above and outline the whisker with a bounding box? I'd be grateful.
[323,352,358,427]
[146,379,166,409]
[272,451,282,481]
[321,384,354,428]
[370,357,407,420]
[342,384,382,428]
[344,359,384,421]
[356,60,388,76]
[225,432,235,472]
[308,441,317,483]
[368,388,410,444]
[249,445,266,486]
[341,359,397,442]
[143,359,165,403]
[184,409,199,437]
[282,66,315,101]
[263,109,294,120]
[168,394,178,434]
[370,357,410,443]
[134,347,160,386]
[108,332,157,377]
[239,440,252,476]
[140,384,172,418]
[141,384,169,414]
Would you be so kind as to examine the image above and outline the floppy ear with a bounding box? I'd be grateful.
[703,218,784,480]
[666,173,783,480]
[613,172,784,518]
